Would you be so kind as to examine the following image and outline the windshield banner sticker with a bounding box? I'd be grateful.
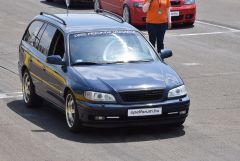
[73,30,136,38]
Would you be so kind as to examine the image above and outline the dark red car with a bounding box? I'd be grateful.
[94,0,196,26]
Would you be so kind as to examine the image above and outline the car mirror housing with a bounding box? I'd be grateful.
[46,55,65,66]
[160,49,173,60]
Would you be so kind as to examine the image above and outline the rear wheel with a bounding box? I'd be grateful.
[22,71,42,108]
[94,0,101,11]
[65,91,81,132]
[123,5,131,24]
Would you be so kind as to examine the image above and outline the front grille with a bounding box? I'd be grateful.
[170,0,181,6]
[119,89,164,102]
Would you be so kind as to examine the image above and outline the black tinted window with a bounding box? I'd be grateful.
[49,30,65,58]
[23,21,44,46]
[38,25,57,55]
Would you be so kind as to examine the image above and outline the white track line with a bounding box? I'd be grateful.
[167,30,240,37]
[0,92,23,99]
[143,30,240,37]
[142,21,240,37]
[196,20,240,31]
[182,63,201,66]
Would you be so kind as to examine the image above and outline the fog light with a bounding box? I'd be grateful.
[106,116,120,119]
[179,110,187,115]
[186,14,193,19]
[94,116,105,120]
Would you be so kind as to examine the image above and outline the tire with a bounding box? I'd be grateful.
[185,22,194,27]
[65,91,82,132]
[22,71,42,108]
[94,0,101,11]
[123,5,131,24]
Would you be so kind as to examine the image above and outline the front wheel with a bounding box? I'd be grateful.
[65,91,81,132]
[123,5,131,24]
[185,22,194,27]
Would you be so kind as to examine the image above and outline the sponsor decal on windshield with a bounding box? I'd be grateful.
[73,30,136,38]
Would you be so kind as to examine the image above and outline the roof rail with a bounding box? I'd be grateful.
[96,9,125,23]
[40,12,66,26]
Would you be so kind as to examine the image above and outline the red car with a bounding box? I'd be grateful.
[94,0,196,26]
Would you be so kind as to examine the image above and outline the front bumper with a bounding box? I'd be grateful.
[171,4,196,24]
[130,4,196,26]
[77,96,190,127]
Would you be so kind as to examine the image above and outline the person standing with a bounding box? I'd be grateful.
[143,0,171,53]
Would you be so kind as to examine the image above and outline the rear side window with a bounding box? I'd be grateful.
[38,24,57,56]
[33,23,47,48]
[23,21,44,46]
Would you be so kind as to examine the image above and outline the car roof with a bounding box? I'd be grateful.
[34,12,137,34]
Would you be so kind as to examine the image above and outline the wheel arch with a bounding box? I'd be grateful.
[21,65,28,76]
[63,87,75,100]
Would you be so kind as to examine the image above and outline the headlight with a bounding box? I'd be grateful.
[84,91,116,102]
[184,0,195,5]
[168,85,187,98]
[133,2,144,8]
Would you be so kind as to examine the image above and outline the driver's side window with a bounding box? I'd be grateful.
[49,30,65,59]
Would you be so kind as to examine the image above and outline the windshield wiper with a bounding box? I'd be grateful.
[104,61,125,64]
[127,59,153,63]
[72,59,153,66]
[71,61,100,66]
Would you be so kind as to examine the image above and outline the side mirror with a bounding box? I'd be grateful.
[46,55,65,66]
[160,49,173,60]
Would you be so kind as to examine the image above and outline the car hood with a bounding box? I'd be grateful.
[73,62,183,92]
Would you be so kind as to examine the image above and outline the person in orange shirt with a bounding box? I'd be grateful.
[143,0,171,53]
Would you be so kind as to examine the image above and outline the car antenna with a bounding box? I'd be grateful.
[65,0,70,16]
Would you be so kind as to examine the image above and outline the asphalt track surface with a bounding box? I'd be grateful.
[0,0,240,161]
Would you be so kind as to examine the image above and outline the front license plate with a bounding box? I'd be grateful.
[128,107,162,117]
[171,11,180,17]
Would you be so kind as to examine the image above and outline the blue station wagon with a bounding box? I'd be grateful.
[18,10,190,131]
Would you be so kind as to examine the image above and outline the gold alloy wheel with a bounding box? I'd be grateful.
[22,72,31,104]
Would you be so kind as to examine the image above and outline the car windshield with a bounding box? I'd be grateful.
[69,31,159,65]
